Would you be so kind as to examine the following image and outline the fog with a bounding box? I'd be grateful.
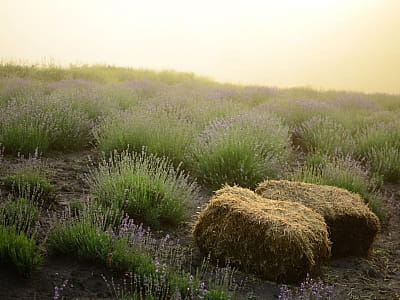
[1,0,399,93]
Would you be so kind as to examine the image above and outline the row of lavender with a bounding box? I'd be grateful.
[1,75,399,199]
[1,65,399,299]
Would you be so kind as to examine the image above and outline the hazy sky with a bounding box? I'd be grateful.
[1,0,399,93]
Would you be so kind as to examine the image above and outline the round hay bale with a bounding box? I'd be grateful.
[255,180,380,257]
[193,186,331,283]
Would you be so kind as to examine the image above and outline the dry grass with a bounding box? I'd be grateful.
[255,180,381,257]
[192,186,331,283]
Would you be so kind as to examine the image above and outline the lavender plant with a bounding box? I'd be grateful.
[53,279,69,300]
[49,83,115,120]
[2,165,54,203]
[263,98,330,129]
[0,77,47,105]
[292,153,372,201]
[0,225,42,276]
[104,235,234,300]
[367,143,400,183]
[0,97,92,154]
[49,207,233,299]
[87,150,198,228]
[47,209,156,276]
[355,121,400,159]
[293,116,355,156]
[278,275,337,300]
[355,121,400,182]
[94,107,197,167]
[189,112,290,189]
[0,198,40,236]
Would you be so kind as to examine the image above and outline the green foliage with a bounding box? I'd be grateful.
[47,218,156,276]
[293,154,372,201]
[87,150,198,228]
[294,116,354,156]
[355,122,400,158]
[0,63,212,84]
[95,109,196,166]
[0,225,42,276]
[367,144,400,183]
[0,198,40,235]
[264,98,329,129]
[353,119,400,182]
[2,169,53,202]
[0,98,93,154]
[189,112,290,189]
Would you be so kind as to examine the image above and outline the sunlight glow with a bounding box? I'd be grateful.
[0,0,399,93]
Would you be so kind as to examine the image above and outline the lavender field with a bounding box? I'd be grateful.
[0,64,400,299]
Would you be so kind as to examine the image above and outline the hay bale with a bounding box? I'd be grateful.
[193,186,331,283]
[255,180,380,257]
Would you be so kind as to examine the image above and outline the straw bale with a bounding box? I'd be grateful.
[255,180,380,257]
[193,186,331,283]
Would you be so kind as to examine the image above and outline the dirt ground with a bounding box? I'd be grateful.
[0,151,399,299]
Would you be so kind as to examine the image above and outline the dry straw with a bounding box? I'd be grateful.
[255,180,380,257]
[193,186,331,283]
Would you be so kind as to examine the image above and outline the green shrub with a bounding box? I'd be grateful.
[0,198,40,235]
[367,144,400,183]
[0,98,92,154]
[0,78,47,105]
[47,218,156,276]
[0,225,42,276]
[355,122,400,159]
[354,120,400,182]
[50,205,235,299]
[2,169,53,202]
[87,150,198,228]
[189,112,290,189]
[264,98,330,129]
[95,109,196,166]
[48,80,115,120]
[294,116,354,156]
[292,154,372,201]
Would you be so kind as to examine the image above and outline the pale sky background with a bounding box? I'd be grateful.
[1,0,399,94]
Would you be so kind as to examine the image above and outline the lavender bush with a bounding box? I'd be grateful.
[0,225,42,276]
[0,97,93,154]
[0,198,40,236]
[1,153,54,203]
[189,112,290,189]
[87,150,198,228]
[94,108,197,166]
[49,206,233,299]
[294,116,355,156]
